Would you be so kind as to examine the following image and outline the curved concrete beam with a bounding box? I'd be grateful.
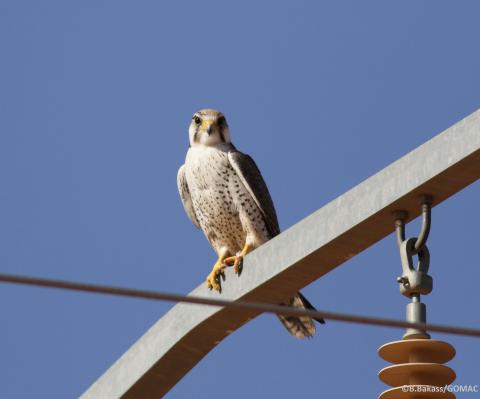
[81,110,480,399]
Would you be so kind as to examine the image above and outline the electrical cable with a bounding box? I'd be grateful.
[0,272,479,338]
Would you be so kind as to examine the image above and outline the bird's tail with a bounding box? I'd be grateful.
[276,292,325,339]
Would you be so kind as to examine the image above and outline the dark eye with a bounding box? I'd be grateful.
[193,116,201,125]
[217,116,226,125]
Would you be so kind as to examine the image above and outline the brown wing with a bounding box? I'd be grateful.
[177,164,200,229]
[227,150,280,238]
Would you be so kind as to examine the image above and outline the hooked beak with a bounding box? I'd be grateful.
[200,119,214,135]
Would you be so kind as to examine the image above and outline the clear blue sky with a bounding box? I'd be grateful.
[1,1,479,398]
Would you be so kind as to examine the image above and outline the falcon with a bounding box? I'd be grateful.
[177,109,324,338]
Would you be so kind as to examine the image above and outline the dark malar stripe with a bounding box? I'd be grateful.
[193,128,199,143]
[219,127,226,143]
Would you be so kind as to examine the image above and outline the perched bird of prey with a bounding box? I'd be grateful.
[177,109,324,338]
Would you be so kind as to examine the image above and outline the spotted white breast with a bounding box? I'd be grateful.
[183,144,270,256]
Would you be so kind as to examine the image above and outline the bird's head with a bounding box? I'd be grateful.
[188,109,231,147]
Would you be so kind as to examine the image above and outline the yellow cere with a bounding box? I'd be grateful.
[200,119,214,129]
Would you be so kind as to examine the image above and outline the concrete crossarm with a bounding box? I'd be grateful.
[81,110,480,399]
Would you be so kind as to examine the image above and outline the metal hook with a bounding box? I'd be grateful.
[414,195,433,253]
[393,195,433,253]
[393,211,407,248]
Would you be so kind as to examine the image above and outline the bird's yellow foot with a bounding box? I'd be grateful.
[224,244,252,275]
[206,258,227,292]
[224,254,243,275]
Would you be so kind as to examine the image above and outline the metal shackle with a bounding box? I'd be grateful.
[397,237,433,297]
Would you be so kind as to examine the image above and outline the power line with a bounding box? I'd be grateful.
[1,272,479,338]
